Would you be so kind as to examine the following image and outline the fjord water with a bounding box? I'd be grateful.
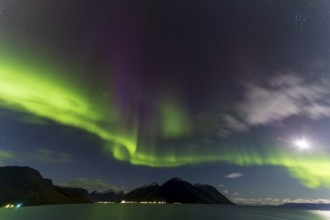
[0,204,327,220]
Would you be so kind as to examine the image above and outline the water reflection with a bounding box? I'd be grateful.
[0,204,328,220]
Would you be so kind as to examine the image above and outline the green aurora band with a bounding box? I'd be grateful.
[158,98,191,138]
[0,50,330,189]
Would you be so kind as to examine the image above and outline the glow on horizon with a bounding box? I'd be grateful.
[313,210,330,219]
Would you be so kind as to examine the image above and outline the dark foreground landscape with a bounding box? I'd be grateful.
[1,165,330,220]
[0,166,233,206]
[0,166,91,206]
[1,166,330,220]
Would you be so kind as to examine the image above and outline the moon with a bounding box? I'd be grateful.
[295,139,309,150]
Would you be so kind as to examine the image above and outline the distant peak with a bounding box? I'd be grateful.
[194,183,207,187]
[167,177,185,182]
[148,182,159,186]
[141,181,159,188]
[194,183,216,190]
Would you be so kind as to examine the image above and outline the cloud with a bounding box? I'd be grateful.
[236,84,301,125]
[282,198,330,204]
[31,149,72,164]
[232,197,330,205]
[231,192,239,196]
[0,148,72,164]
[239,73,330,126]
[62,178,127,193]
[232,197,282,205]
[225,172,243,179]
[222,190,229,194]
[219,73,330,135]
[269,74,303,86]
[0,150,15,159]
[305,103,330,119]
[218,114,249,136]
[0,110,49,125]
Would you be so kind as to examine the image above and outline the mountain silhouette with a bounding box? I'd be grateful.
[124,177,234,204]
[0,166,91,206]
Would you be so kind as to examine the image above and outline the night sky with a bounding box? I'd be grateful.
[1,0,330,205]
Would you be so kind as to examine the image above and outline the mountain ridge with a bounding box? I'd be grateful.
[123,177,234,204]
[0,166,234,205]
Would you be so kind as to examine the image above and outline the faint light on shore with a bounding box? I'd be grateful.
[121,200,137,204]
[96,201,115,204]
[139,201,166,204]
[120,200,166,204]
[3,203,22,209]
[3,204,15,208]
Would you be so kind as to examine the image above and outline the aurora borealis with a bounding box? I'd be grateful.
[1,0,330,205]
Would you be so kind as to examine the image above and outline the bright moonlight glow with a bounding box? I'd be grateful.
[295,139,310,150]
